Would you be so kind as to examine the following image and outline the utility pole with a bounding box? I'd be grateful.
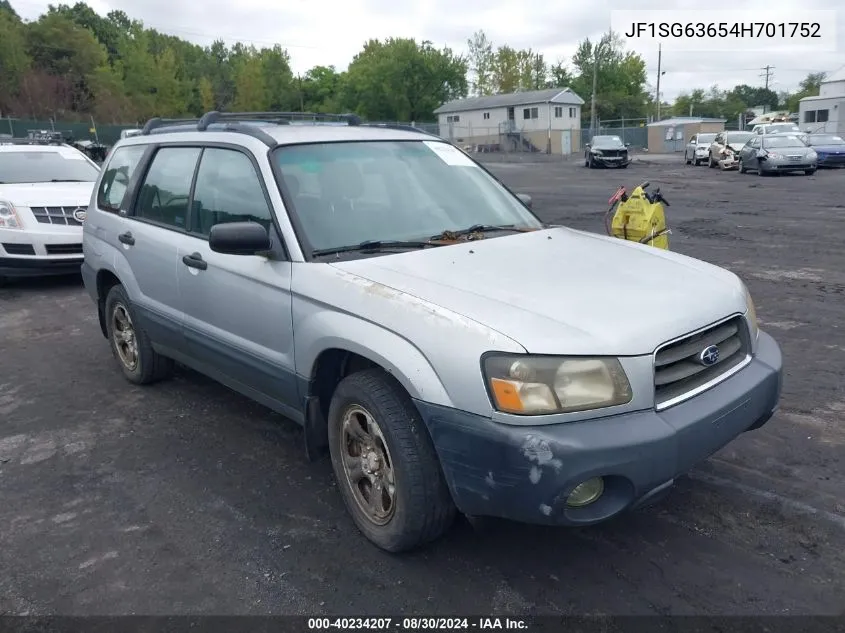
[760,65,774,90]
[655,43,662,121]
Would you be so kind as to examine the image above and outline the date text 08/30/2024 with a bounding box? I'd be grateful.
[307,617,528,630]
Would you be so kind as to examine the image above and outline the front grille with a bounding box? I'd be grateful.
[3,243,35,255]
[600,150,626,158]
[45,243,83,255]
[654,316,751,408]
[30,206,85,226]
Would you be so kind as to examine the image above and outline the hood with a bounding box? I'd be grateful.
[331,228,746,356]
[0,181,95,207]
[726,143,746,152]
[811,144,845,153]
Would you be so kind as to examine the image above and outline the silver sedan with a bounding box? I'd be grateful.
[738,133,817,176]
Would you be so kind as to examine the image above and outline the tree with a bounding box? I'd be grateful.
[466,30,494,96]
[490,45,521,94]
[0,9,30,113]
[343,38,466,121]
[785,72,826,112]
[232,48,269,111]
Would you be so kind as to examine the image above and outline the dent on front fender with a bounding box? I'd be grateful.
[290,263,525,414]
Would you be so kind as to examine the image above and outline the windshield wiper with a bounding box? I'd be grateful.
[312,239,437,257]
[430,224,519,241]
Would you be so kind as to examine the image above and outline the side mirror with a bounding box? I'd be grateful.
[755,150,767,159]
[209,221,272,255]
[585,143,591,148]
[516,193,532,209]
[625,142,631,147]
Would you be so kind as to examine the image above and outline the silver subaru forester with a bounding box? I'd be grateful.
[81,112,783,552]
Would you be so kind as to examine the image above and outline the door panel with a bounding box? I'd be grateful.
[174,146,298,414]
[178,238,297,411]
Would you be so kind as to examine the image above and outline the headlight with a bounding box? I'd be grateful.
[483,354,633,415]
[591,150,603,156]
[807,150,817,160]
[744,285,759,341]
[0,200,23,230]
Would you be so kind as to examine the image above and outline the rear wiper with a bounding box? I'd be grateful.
[312,239,437,257]
[430,224,518,241]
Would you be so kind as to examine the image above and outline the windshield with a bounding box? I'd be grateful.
[591,136,624,148]
[273,140,543,252]
[0,148,99,183]
[766,124,799,133]
[762,135,806,149]
[726,132,753,145]
[697,134,716,144]
[808,134,845,146]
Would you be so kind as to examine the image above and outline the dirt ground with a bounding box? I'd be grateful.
[1,155,844,617]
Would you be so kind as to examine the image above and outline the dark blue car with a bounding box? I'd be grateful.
[804,133,845,168]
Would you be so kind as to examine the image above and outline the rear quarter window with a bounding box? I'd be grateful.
[97,145,147,213]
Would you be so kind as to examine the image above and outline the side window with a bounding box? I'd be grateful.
[189,148,273,237]
[134,147,201,229]
[97,145,146,213]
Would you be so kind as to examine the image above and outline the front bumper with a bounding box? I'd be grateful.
[591,153,631,167]
[761,159,816,173]
[415,331,782,526]
[0,227,83,278]
[817,153,845,167]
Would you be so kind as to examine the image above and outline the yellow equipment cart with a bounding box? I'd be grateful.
[604,181,671,250]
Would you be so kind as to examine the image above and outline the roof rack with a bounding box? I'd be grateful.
[137,111,438,147]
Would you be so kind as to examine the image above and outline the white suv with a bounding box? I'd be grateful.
[0,138,101,284]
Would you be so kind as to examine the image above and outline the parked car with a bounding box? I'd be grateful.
[683,133,717,166]
[707,131,754,167]
[738,133,817,176]
[750,122,800,135]
[584,135,631,168]
[802,133,845,168]
[0,137,101,285]
[81,112,782,553]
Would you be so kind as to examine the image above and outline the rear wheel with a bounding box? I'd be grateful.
[327,368,456,552]
[104,284,174,385]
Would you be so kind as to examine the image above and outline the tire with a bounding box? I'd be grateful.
[685,153,691,165]
[757,166,767,176]
[327,368,456,552]
[584,156,589,167]
[806,169,816,175]
[619,163,629,169]
[709,154,717,168]
[104,284,174,385]
[738,158,746,174]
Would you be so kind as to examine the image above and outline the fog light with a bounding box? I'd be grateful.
[565,477,604,507]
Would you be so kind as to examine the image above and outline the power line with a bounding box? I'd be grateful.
[760,65,775,90]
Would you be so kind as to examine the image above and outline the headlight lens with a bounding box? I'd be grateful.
[483,354,633,415]
[0,200,23,230]
[744,286,759,341]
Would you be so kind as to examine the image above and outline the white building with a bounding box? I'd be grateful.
[798,68,845,135]
[433,88,584,155]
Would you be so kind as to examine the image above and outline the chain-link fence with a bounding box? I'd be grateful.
[0,117,139,146]
[581,118,648,149]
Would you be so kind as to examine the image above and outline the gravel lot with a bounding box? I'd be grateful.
[1,155,844,617]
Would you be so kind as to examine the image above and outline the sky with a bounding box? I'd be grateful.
[10,0,845,103]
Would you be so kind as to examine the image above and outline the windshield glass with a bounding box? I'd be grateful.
[697,134,716,144]
[808,134,845,145]
[762,135,806,149]
[273,140,543,252]
[766,124,799,133]
[0,148,99,183]
[591,136,624,148]
[726,132,753,145]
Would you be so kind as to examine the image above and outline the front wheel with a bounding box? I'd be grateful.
[738,158,747,174]
[327,368,456,552]
[619,163,629,169]
[104,284,174,384]
[806,169,816,175]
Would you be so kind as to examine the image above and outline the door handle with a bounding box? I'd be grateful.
[182,252,208,270]
[118,231,135,245]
